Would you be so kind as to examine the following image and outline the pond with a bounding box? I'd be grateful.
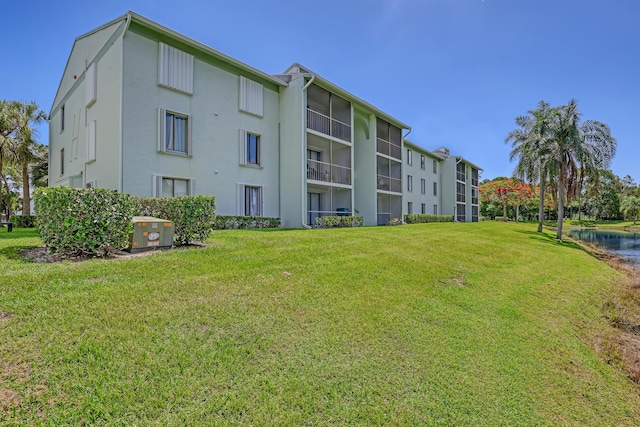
[567,228,640,269]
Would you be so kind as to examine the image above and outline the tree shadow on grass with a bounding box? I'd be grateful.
[516,230,587,253]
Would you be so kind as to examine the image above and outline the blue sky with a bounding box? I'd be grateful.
[2,0,638,182]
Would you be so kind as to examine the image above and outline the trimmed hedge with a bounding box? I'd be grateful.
[9,215,35,228]
[213,216,281,230]
[34,187,137,256]
[315,215,364,228]
[404,214,454,224]
[137,196,216,245]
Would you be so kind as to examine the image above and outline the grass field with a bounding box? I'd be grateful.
[1,222,639,425]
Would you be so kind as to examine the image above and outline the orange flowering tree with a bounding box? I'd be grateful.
[480,178,538,221]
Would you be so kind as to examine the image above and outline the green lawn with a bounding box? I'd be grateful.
[1,222,639,425]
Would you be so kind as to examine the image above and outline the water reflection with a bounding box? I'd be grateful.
[568,229,640,268]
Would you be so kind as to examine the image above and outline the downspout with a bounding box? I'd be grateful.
[300,73,315,228]
[119,13,133,193]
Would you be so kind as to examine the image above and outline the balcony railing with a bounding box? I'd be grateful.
[307,109,351,142]
[376,138,402,160]
[457,193,466,203]
[307,159,351,185]
[376,175,402,193]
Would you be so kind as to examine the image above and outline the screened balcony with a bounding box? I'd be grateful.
[377,193,402,225]
[376,118,402,160]
[307,185,352,226]
[306,134,352,186]
[376,156,402,193]
[307,84,351,143]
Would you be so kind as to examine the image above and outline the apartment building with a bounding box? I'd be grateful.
[49,11,481,227]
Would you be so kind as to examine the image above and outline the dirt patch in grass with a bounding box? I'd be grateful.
[19,244,206,263]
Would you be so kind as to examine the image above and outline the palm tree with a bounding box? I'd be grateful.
[0,100,20,218]
[621,195,640,225]
[506,100,557,232]
[31,145,49,188]
[11,102,46,215]
[548,100,616,239]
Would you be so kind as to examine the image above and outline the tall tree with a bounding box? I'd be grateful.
[11,102,46,215]
[31,144,49,188]
[620,195,640,225]
[0,100,20,218]
[506,101,557,232]
[549,100,616,239]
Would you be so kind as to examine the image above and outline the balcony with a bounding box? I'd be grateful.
[376,138,402,160]
[307,108,351,142]
[307,159,351,185]
[376,175,402,193]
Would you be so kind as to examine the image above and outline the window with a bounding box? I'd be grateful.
[158,108,191,155]
[60,148,64,175]
[153,175,194,197]
[421,179,426,194]
[158,43,193,94]
[434,204,438,215]
[407,202,413,214]
[85,62,97,107]
[407,175,413,192]
[240,130,261,166]
[86,120,96,163]
[239,76,264,117]
[60,105,65,132]
[421,203,426,214]
[433,182,437,196]
[457,162,466,182]
[421,155,425,170]
[244,185,262,216]
[433,159,437,174]
[407,149,413,166]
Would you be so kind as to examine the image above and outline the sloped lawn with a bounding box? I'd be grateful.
[1,223,639,425]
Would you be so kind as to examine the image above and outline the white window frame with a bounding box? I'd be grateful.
[407,202,413,215]
[407,149,413,166]
[239,129,261,167]
[421,203,426,214]
[407,175,413,192]
[433,182,438,196]
[158,108,192,156]
[420,155,425,170]
[60,148,64,176]
[237,183,263,216]
[433,160,438,174]
[420,178,426,195]
[152,174,195,197]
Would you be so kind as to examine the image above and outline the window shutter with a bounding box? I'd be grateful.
[85,120,96,163]
[158,43,194,94]
[238,129,247,165]
[153,174,163,197]
[239,76,263,117]
[186,114,193,156]
[158,108,166,152]
[237,183,245,215]
[85,63,97,107]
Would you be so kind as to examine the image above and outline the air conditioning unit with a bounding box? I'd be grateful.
[129,216,174,253]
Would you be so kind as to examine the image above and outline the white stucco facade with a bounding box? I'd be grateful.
[49,11,482,227]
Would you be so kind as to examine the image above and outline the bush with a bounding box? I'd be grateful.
[213,216,281,230]
[404,214,454,224]
[9,215,35,228]
[34,187,137,256]
[315,215,364,228]
[137,196,216,245]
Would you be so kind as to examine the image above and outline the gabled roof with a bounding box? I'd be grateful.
[282,63,411,131]
[51,11,287,114]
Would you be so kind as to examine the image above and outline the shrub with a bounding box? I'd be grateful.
[137,196,216,245]
[387,218,402,226]
[9,215,35,228]
[213,216,281,230]
[34,187,137,256]
[404,214,454,224]
[315,215,364,228]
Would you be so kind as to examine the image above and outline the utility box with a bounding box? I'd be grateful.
[129,216,174,253]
